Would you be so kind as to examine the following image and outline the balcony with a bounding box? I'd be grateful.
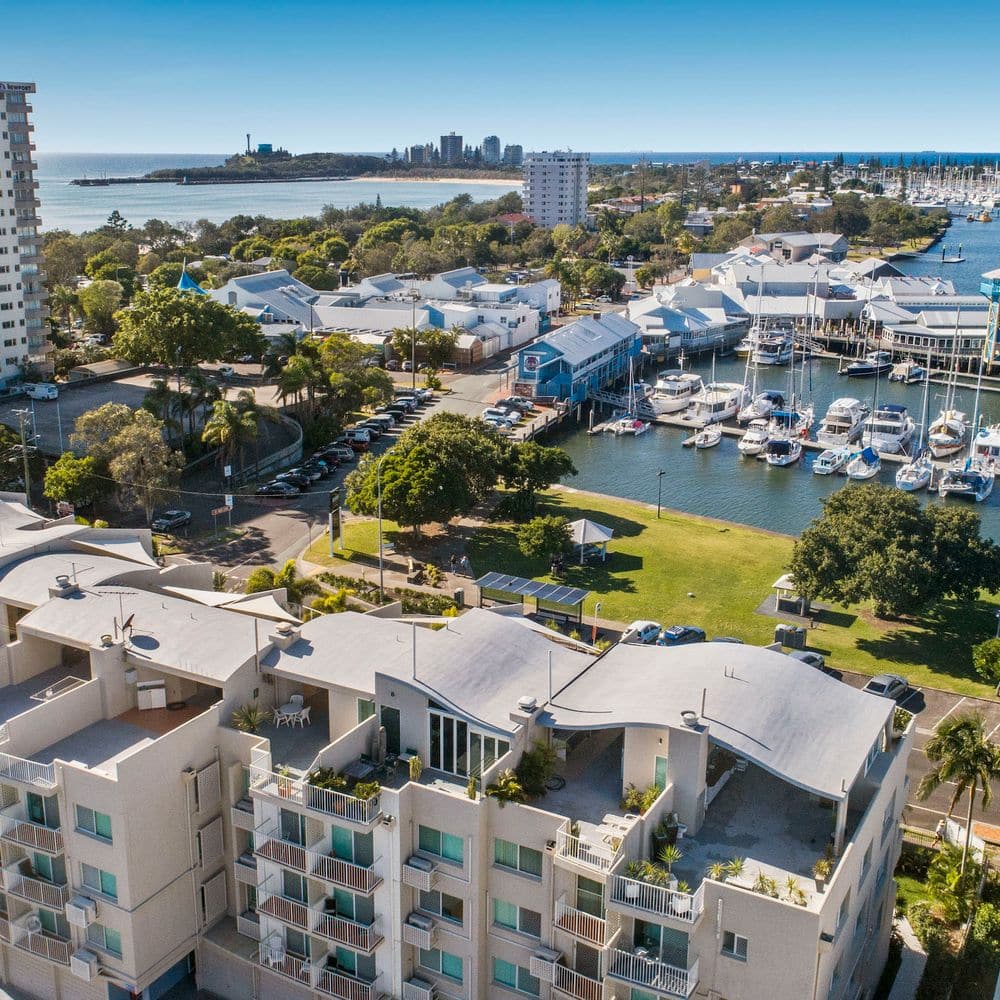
[3,862,69,909]
[236,910,260,940]
[257,892,311,930]
[310,849,382,895]
[11,918,71,965]
[313,911,382,953]
[0,751,56,789]
[609,876,704,924]
[0,802,63,854]
[316,966,382,1000]
[234,852,258,886]
[552,963,604,1000]
[258,940,312,987]
[554,895,620,947]
[555,821,621,875]
[606,950,699,998]
[250,765,381,827]
[255,833,307,873]
[231,799,254,831]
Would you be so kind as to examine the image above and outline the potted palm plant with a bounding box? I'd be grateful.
[657,844,683,891]
[812,856,833,892]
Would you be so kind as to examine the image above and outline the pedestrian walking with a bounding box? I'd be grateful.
[449,554,458,574]
[460,555,471,576]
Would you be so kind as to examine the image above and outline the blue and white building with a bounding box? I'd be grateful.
[514,312,641,403]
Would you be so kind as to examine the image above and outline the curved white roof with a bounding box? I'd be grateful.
[542,643,893,799]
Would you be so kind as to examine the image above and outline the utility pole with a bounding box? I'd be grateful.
[12,409,35,506]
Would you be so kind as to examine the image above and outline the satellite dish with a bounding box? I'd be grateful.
[122,613,135,632]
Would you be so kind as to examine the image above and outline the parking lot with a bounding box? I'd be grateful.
[839,669,1000,832]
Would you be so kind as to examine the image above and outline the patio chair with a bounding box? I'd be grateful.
[288,694,304,709]
[273,709,290,728]
[294,706,311,728]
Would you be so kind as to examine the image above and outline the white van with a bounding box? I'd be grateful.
[24,383,58,400]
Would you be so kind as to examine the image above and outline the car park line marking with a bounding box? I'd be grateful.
[988,720,1000,741]
[907,802,950,820]
[932,696,966,727]
[897,687,923,712]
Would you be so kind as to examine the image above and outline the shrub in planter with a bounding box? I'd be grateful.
[516,741,558,797]
[352,780,381,801]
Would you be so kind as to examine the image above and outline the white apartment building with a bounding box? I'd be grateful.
[0,81,50,387]
[523,152,589,229]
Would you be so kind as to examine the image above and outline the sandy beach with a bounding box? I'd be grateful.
[349,175,520,186]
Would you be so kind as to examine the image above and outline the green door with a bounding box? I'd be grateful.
[380,706,400,756]
[654,755,668,791]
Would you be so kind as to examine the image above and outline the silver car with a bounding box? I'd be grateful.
[863,673,908,700]
[789,650,825,670]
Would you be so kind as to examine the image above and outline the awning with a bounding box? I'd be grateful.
[567,518,614,547]
[71,537,158,568]
[474,572,590,611]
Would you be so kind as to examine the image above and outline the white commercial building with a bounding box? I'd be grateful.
[0,81,50,386]
[0,497,910,1000]
[523,152,589,228]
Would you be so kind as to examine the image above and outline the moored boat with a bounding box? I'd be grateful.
[813,446,851,475]
[846,447,881,480]
[737,419,770,456]
[938,464,994,502]
[862,403,914,454]
[816,397,868,446]
[686,382,749,426]
[763,436,802,467]
[927,409,968,459]
[651,370,704,414]
[752,335,794,366]
[694,425,723,448]
[842,351,892,377]
[737,389,785,424]
[895,452,932,492]
[888,359,928,384]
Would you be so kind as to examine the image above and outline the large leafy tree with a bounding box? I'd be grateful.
[917,713,1000,873]
[517,514,572,561]
[107,411,184,524]
[503,442,577,516]
[70,402,134,466]
[788,484,1000,618]
[201,399,258,471]
[346,413,507,536]
[112,286,265,366]
[43,453,108,507]
[78,280,124,337]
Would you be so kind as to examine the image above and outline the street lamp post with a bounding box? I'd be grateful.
[376,452,389,601]
[408,290,420,391]
[656,469,665,518]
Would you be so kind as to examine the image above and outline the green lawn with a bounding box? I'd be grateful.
[465,489,998,698]
[304,517,402,566]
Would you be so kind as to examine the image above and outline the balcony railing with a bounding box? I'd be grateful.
[606,950,699,998]
[556,822,620,874]
[310,849,382,895]
[609,876,705,923]
[552,963,604,1000]
[231,801,255,831]
[236,911,260,940]
[258,893,311,930]
[3,864,70,909]
[12,923,71,965]
[0,752,56,789]
[250,765,381,826]
[316,967,381,1000]
[0,804,63,854]
[258,941,312,987]
[313,912,382,952]
[554,895,619,947]
[256,833,307,873]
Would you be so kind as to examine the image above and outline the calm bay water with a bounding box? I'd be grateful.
[35,154,520,232]
[554,216,1000,539]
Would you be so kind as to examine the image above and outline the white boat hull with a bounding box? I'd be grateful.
[813,449,850,475]
[896,464,932,492]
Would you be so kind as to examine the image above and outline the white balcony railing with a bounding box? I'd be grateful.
[12,922,71,965]
[257,941,312,986]
[0,804,63,854]
[552,963,604,1000]
[3,865,69,909]
[555,822,620,874]
[610,876,705,923]
[250,765,381,826]
[310,849,382,895]
[0,752,56,789]
[256,832,308,873]
[313,912,382,952]
[236,911,261,940]
[606,950,699,998]
[317,967,381,1000]
[257,892,311,930]
[554,895,618,946]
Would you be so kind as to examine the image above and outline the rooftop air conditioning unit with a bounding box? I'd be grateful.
[403,977,437,1000]
[66,895,98,928]
[70,950,99,982]
[517,695,537,713]
[529,947,561,983]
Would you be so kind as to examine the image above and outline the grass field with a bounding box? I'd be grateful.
[302,487,999,698]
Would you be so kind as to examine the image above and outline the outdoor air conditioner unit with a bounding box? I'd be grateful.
[402,977,437,1000]
[70,949,99,982]
[529,948,561,983]
[66,895,98,928]
[407,912,434,931]
[402,855,436,891]
[403,912,436,949]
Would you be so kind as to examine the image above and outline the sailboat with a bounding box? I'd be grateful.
[608,358,651,436]
[938,358,994,502]
[896,355,933,492]
[846,447,881,480]
[927,314,969,459]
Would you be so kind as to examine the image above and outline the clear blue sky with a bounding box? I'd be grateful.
[8,0,1000,154]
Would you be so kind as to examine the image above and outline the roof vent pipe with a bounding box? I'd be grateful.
[517,695,538,713]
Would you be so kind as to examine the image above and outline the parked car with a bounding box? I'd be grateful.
[499,397,536,414]
[385,359,400,371]
[218,365,235,379]
[275,472,312,489]
[789,650,825,670]
[322,446,355,462]
[863,674,908,700]
[595,295,613,304]
[657,625,706,646]
[356,422,382,440]
[482,407,518,424]
[347,427,372,443]
[482,417,513,433]
[300,462,330,479]
[401,361,413,372]
[621,620,662,645]
[288,466,323,482]
[24,383,58,400]
[151,509,192,532]
[256,481,300,497]
[237,353,257,363]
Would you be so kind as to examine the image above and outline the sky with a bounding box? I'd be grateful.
[7,0,1000,155]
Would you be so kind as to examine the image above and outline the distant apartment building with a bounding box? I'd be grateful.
[523,151,589,228]
[0,81,50,386]
[503,144,524,168]
[407,145,431,166]
[481,136,501,165]
[0,498,910,1000]
[439,133,464,165]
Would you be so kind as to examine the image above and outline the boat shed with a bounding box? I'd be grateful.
[474,572,590,624]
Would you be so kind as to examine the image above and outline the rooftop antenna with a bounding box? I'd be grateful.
[547,650,553,704]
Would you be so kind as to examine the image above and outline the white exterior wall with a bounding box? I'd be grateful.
[523,152,589,229]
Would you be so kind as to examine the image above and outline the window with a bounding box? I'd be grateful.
[283,870,306,902]
[494,838,542,877]
[429,710,510,777]
[493,898,541,937]
[419,947,463,983]
[420,889,463,926]
[721,930,748,960]
[86,922,122,957]
[493,957,540,996]
[653,755,668,791]
[357,699,376,724]
[418,825,463,865]
[81,863,117,901]
[280,809,306,846]
[331,825,354,862]
[285,928,310,959]
[860,842,873,883]
[837,891,851,933]
[27,793,59,830]
[577,876,604,918]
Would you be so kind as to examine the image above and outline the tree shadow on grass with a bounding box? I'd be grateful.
[536,496,645,540]
[814,608,858,629]
[853,598,997,685]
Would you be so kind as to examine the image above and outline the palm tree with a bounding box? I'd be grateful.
[276,356,311,408]
[917,712,1000,873]
[142,378,182,447]
[201,399,258,472]
[49,284,79,332]
[182,368,221,438]
[245,559,322,608]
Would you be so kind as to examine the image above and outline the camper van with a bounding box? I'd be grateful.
[24,383,59,400]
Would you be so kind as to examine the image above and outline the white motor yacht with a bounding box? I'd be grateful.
[752,335,794,366]
[973,425,1000,470]
[651,370,703,414]
[763,436,802,467]
[686,382,749,426]
[734,335,754,357]
[813,447,851,475]
[938,464,994,502]
[927,409,969,459]
[694,425,722,448]
[737,420,770,456]
[846,447,881,480]
[888,359,928,384]
[862,404,915,454]
[816,398,868,447]
[738,390,785,424]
